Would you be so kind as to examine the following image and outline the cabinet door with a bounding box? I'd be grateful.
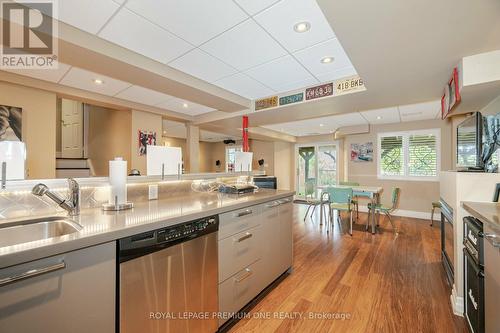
[279,199,294,273]
[260,200,281,288]
[0,242,116,333]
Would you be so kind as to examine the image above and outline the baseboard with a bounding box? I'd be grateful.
[357,205,432,220]
[450,287,464,317]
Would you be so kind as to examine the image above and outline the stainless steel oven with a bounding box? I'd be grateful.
[118,216,219,333]
[440,198,454,285]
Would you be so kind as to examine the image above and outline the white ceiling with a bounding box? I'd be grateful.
[262,100,441,136]
[42,0,357,100]
[3,63,215,116]
[163,120,238,142]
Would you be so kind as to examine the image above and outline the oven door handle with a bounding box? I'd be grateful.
[485,233,500,248]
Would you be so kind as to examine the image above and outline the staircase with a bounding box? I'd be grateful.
[56,158,93,178]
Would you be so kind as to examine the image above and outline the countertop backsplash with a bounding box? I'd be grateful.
[0,176,249,220]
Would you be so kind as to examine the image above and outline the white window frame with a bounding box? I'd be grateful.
[377,128,441,182]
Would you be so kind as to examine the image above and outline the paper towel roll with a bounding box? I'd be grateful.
[109,157,127,205]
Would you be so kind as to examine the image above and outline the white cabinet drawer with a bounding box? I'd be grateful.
[219,224,262,282]
[218,259,263,326]
[218,204,261,240]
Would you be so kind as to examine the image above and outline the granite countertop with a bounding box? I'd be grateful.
[462,201,500,232]
[0,189,294,269]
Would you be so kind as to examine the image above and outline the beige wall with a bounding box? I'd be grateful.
[87,105,131,176]
[342,119,452,213]
[0,81,56,179]
[251,139,275,175]
[131,110,162,175]
[162,136,219,173]
[273,141,294,190]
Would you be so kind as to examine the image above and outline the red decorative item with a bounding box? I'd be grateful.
[242,116,249,152]
[441,67,461,119]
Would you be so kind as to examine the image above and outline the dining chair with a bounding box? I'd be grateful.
[339,181,360,220]
[323,187,354,236]
[303,180,326,222]
[367,187,400,233]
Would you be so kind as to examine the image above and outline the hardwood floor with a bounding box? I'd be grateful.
[229,204,467,333]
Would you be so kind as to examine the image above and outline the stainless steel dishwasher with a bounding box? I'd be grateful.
[118,215,219,333]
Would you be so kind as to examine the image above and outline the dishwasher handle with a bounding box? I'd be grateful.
[0,261,66,287]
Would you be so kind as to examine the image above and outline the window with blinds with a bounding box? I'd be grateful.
[380,135,404,176]
[378,129,440,180]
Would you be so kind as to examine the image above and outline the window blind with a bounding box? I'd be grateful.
[380,135,404,176]
[408,134,437,177]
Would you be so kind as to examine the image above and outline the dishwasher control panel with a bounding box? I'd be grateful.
[157,216,218,243]
[119,215,219,263]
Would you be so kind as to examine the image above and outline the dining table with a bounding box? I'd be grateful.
[318,185,384,234]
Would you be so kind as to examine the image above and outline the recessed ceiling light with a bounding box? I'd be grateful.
[319,124,324,127]
[293,21,310,33]
[93,78,104,85]
[320,56,334,64]
[182,103,188,108]
[376,116,382,120]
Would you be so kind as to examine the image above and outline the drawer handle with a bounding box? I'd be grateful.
[235,268,253,283]
[235,209,253,217]
[0,261,66,287]
[236,232,253,242]
[266,202,280,208]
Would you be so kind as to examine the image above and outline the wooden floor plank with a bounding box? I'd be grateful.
[229,204,467,333]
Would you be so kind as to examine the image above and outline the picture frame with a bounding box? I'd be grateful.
[441,67,461,119]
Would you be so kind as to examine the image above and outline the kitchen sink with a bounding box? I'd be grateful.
[0,216,83,248]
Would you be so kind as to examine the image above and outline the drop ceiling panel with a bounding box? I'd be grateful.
[234,0,281,15]
[244,55,315,91]
[274,76,319,93]
[294,38,353,78]
[168,49,237,82]
[99,8,193,64]
[125,0,247,46]
[315,66,357,83]
[262,112,367,136]
[360,107,400,124]
[254,0,335,53]
[19,0,120,34]
[4,63,71,83]
[115,85,173,106]
[60,67,131,96]
[157,98,216,116]
[399,100,441,122]
[200,19,287,71]
[213,73,275,99]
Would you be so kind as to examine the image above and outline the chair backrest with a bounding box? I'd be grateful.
[305,179,315,199]
[339,181,360,186]
[390,187,401,211]
[323,187,353,204]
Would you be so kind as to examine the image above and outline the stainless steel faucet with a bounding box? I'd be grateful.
[32,178,80,216]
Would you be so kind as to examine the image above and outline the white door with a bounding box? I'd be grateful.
[61,99,83,158]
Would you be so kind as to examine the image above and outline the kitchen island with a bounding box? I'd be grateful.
[0,187,294,333]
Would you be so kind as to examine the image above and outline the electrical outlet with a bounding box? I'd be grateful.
[148,184,158,200]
